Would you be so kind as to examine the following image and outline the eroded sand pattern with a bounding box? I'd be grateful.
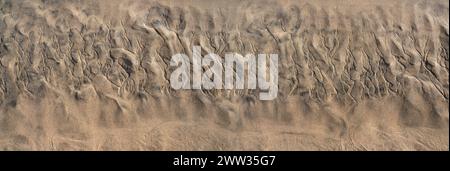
[0,0,448,150]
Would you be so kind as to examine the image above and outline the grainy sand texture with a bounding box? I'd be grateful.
[0,0,448,150]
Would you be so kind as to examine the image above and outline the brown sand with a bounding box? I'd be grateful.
[0,0,448,150]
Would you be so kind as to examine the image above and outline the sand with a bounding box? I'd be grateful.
[0,0,448,150]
